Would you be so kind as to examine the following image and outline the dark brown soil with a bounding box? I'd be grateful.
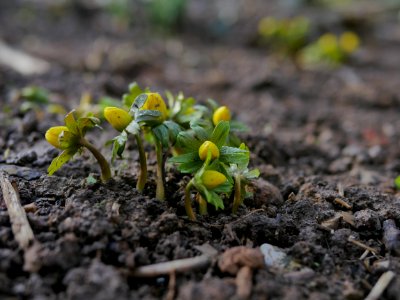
[1,1,400,299]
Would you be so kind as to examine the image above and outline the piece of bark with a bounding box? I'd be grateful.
[0,172,34,249]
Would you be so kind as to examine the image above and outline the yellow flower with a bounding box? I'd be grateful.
[339,31,360,54]
[199,141,220,161]
[318,33,339,55]
[104,107,133,132]
[201,170,227,189]
[141,93,168,121]
[45,126,69,149]
[212,106,231,126]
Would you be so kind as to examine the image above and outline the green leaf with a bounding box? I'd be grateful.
[230,120,249,132]
[152,124,169,148]
[220,146,249,167]
[21,86,49,104]
[111,131,128,162]
[191,125,209,142]
[77,117,98,136]
[164,120,182,145]
[244,168,260,179]
[211,180,233,194]
[125,121,140,135]
[176,131,202,152]
[202,189,224,210]
[395,176,400,190]
[47,149,76,175]
[177,160,203,173]
[206,98,219,111]
[169,151,199,164]
[122,82,146,107]
[134,109,163,126]
[58,130,78,149]
[130,94,148,115]
[64,111,79,135]
[210,121,230,148]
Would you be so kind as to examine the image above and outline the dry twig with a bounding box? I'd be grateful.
[364,271,396,300]
[130,254,213,277]
[0,172,34,249]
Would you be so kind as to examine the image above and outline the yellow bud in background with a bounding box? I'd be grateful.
[201,170,227,189]
[104,107,133,132]
[258,17,278,37]
[318,33,338,54]
[141,93,168,121]
[45,126,69,149]
[199,141,220,161]
[212,106,231,126]
[339,31,360,54]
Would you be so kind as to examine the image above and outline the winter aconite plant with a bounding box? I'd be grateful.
[45,82,259,219]
[45,110,111,182]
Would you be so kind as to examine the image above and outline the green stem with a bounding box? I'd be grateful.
[184,180,196,221]
[232,174,242,214]
[80,138,111,183]
[134,134,147,192]
[154,138,165,201]
[198,194,208,216]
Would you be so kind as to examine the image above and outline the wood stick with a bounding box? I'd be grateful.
[364,271,395,300]
[0,172,34,249]
[130,254,212,277]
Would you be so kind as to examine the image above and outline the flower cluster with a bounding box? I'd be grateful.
[45,83,259,219]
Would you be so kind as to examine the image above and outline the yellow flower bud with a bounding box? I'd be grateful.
[212,106,231,126]
[318,33,339,54]
[339,31,360,54]
[201,170,227,189]
[198,141,220,161]
[45,126,69,149]
[104,107,133,132]
[141,93,168,121]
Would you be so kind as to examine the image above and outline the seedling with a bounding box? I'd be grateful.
[394,176,400,190]
[17,86,66,115]
[206,100,248,147]
[166,91,206,129]
[170,121,251,219]
[146,0,186,31]
[258,16,310,55]
[76,92,121,119]
[130,92,181,200]
[104,83,150,192]
[183,152,232,220]
[229,144,260,214]
[45,110,111,182]
[298,31,360,68]
[104,105,148,192]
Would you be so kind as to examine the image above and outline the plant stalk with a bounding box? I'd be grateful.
[232,174,242,214]
[184,180,196,221]
[154,138,165,200]
[80,138,111,182]
[134,134,147,192]
[197,194,208,215]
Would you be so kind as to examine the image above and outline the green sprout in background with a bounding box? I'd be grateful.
[258,16,311,56]
[17,86,66,115]
[45,110,111,182]
[298,31,360,68]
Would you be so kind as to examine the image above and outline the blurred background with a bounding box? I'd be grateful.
[1,0,400,146]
